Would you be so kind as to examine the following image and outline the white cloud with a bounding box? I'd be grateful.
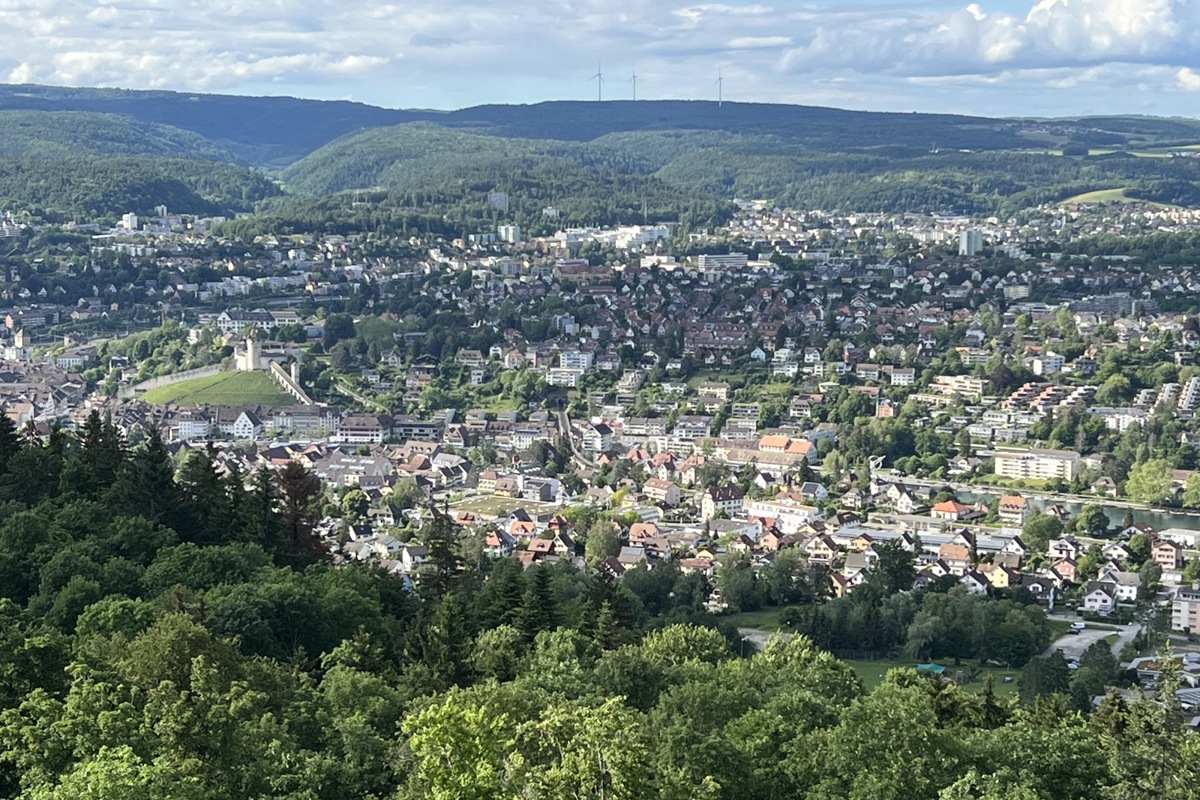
[727,36,791,49]
[778,0,1190,77]
[0,0,1197,115]
[1177,66,1200,91]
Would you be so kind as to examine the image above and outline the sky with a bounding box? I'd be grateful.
[2,0,1200,118]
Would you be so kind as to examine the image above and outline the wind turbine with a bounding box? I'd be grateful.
[716,68,724,108]
[592,61,604,102]
[630,66,638,101]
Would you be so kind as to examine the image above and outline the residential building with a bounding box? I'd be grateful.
[993,447,1081,481]
[1154,539,1185,570]
[931,500,975,521]
[1173,585,1200,632]
[998,494,1029,526]
[232,410,262,440]
[581,423,613,454]
[698,253,748,271]
[1083,582,1117,616]
[701,485,745,520]
[930,375,986,399]
[334,414,389,444]
[643,477,681,506]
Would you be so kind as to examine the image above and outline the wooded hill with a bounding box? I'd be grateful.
[0,411,1194,799]
[7,83,1200,223]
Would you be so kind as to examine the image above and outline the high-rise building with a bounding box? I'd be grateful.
[959,228,983,256]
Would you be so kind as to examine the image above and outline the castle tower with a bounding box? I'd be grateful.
[239,336,261,371]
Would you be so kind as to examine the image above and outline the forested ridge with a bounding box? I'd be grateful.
[0,157,281,221]
[0,410,1191,799]
[7,86,1200,222]
[282,123,1200,218]
[0,111,238,162]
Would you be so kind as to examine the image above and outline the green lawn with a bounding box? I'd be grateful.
[970,473,1050,491]
[141,370,294,406]
[1061,188,1129,204]
[1059,187,1177,207]
[843,658,1021,697]
[722,606,797,629]
[451,495,558,518]
[757,382,795,397]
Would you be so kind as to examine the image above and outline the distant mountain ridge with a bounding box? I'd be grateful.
[5,83,1200,222]
[0,84,1090,166]
[0,85,419,166]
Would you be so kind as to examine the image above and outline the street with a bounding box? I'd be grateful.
[1043,616,1139,661]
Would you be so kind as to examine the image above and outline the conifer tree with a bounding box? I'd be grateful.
[275,460,323,568]
[106,428,179,530]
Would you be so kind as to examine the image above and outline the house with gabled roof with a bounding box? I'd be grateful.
[938,542,971,576]
[1083,582,1117,615]
[930,500,978,521]
[998,494,1029,525]
[805,534,839,563]
[483,529,517,558]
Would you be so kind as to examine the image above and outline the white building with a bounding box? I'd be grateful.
[1173,585,1200,632]
[1033,352,1065,376]
[743,498,822,534]
[559,350,594,371]
[959,228,983,256]
[993,447,1080,481]
[697,253,748,271]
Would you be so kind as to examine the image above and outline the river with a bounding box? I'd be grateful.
[948,487,1200,531]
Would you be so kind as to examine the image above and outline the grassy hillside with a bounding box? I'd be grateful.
[141,370,294,407]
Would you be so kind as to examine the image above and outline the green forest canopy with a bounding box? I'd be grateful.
[0,411,1192,799]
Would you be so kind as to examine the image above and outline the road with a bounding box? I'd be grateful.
[335,379,388,413]
[897,474,1200,518]
[1043,616,1139,661]
[556,409,595,469]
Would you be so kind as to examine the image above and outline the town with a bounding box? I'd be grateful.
[7,194,1200,702]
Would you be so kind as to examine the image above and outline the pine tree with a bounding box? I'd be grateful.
[177,445,232,545]
[519,564,558,641]
[417,511,460,601]
[78,410,124,495]
[1,425,66,506]
[275,460,323,569]
[419,593,472,688]
[106,428,179,529]
[0,408,21,478]
[474,556,526,629]
[240,466,281,548]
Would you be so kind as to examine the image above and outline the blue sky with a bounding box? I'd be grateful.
[2,0,1200,118]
